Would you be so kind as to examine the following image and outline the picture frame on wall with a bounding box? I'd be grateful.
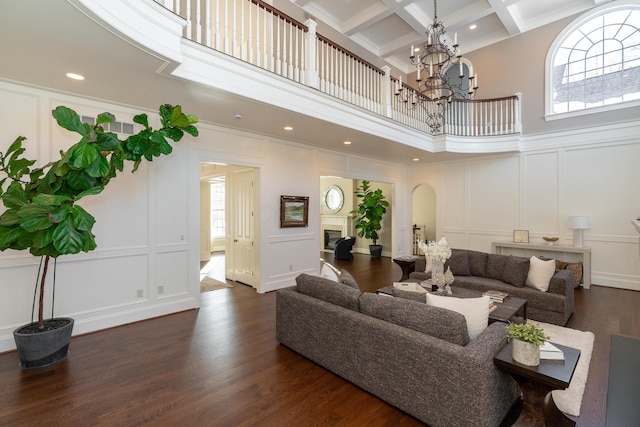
[280,195,309,228]
[513,230,529,243]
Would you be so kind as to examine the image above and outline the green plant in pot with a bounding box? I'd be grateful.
[0,104,199,369]
[351,180,389,257]
[506,321,549,366]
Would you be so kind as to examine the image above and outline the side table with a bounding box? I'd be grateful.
[392,256,417,281]
[494,341,580,427]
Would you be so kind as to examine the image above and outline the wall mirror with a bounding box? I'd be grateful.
[323,185,344,214]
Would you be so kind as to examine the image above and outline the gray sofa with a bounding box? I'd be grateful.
[276,273,521,427]
[409,249,574,326]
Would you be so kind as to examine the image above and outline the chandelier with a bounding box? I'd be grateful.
[395,0,478,134]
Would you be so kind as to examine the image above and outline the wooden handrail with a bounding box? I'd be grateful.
[249,0,308,30]
[317,34,385,75]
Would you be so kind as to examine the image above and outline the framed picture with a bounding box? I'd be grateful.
[280,196,309,228]
[513,230,529,243]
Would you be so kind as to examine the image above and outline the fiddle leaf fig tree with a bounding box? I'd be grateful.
[351,180,389,245]
[0,104,199,330]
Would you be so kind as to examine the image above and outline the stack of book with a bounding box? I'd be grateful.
[483,290,510,303]
[540,342,565,361]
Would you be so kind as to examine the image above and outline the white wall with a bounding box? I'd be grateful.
[412,184,436,243]
[0,80,408,352]
[409,123,640,291]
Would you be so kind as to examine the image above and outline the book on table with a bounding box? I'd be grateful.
[482,290,510,303]
[540,342,565,361]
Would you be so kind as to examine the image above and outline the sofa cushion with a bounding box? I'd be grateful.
[486,254,508,280]
[296,273,360,311]
[445,249,471,276]
[426,293,490,340]
[359,293,470,346]
[501,256,530,287]
[339,269,360,290]
[467,250,489,277]
[526,256,556,292]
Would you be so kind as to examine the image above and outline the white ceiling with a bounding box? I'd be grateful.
[0,0,611,165]
[290,0,610,74]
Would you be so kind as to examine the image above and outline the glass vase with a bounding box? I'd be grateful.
[431,260,445,290]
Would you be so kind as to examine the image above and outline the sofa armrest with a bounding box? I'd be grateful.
[547,269,574,318]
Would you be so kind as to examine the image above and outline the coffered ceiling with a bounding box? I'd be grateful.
[289,0,611,73]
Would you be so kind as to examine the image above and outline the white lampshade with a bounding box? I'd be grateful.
[567,216,590,230]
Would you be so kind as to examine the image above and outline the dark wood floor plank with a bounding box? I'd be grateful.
[0,252,638,426]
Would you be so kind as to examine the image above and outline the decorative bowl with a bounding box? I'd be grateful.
[543,236,559,245]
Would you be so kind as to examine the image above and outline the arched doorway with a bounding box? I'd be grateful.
[411,184,436,254]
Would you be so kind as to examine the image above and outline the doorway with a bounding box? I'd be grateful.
[412,184,436,254]
[200,162,259,290]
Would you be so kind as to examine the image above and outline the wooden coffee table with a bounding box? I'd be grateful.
[494,341,580,427]
[377,284,527,324]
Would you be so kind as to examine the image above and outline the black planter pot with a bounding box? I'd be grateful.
[13,317,74,370]
[369,244,383,257]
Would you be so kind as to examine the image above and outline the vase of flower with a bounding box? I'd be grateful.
[432,261,444,289]
[417,237,452,294]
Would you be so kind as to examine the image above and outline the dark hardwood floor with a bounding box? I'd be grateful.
[0,252,638,426]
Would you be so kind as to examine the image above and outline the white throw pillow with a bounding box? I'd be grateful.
[526,256,556,292]
[320,262,340,282]
[426,293,490,340]
[424,255,434,273]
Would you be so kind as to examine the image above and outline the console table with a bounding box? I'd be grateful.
[492,242,591,289]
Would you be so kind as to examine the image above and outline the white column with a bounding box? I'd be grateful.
[304,19,319,89]
[381,65,393,118]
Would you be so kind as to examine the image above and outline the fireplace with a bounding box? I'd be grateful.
[324,229,342,250]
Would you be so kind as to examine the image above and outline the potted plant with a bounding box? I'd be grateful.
[0,104,198,369]
[506,321,550,366]
[351,180,389,257]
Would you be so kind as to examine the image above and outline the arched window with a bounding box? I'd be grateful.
[546,1,640,118]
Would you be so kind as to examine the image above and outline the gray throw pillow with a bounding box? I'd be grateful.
[467,250,488,277]
[339,269,360,290]
[486,254,508,280]
[444,249,471,276]
[501,256,530,287]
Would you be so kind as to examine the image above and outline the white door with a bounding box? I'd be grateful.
[229,168,257,287]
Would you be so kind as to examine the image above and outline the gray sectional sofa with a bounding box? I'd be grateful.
[409,249,574,326]
[276,273,521,427]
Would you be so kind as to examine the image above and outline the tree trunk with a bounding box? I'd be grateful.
[38,255,50,330]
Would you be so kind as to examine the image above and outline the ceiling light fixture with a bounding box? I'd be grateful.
[395,0,478,134]
[343,141,352,145]
[469,24,477,30]
[66,72,85,80]
[284,126,293,131]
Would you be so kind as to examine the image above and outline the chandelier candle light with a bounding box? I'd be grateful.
[395,0,478,134]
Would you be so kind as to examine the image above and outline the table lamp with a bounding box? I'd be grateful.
[567,216,590,248]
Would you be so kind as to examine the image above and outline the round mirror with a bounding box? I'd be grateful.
[323,185,344,214]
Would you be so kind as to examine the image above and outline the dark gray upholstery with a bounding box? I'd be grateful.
[338,269,360,290]
[411,250,574,325]
[276,275,521,427]
[295,273,360,311]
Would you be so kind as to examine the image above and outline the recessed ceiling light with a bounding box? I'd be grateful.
[469,24,477,30]
[413,158,420,162]
[284,126,293,131]
[66,72,85,80]
[234,113,243,119]
[343,141,352,145]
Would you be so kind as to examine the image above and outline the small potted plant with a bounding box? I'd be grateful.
[505,321,549,366]
[0,104,198,369]
[350,180,389,257]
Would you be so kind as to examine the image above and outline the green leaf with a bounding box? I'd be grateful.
[0,210,22,226]
[96,132,120,151]
[186,114,198,124]
[52,218,84,254]
[0,226,22,250]
[70,205,96,232]
[18,204,54,232]
[163,127,184,142]
[52,106,88,137]
[4,136,27,158]
[96,112,115,125]
[169,105,191,127]
[85,155,110,178]
[66,170,97,191]
[31,227,55,249]
[150,132,172,156]
[50,205,71,223]
[184,125,199,137]
[33,194,73,207]
[159,104,173,127]
[133,113,149,128]
[76,187,104,200]
[71,141,99,169]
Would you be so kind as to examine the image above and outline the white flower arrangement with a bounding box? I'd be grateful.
[417,237,452,263]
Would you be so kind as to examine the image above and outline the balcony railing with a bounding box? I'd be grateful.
[156,0,520,137]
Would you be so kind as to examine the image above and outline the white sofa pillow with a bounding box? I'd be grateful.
[526,256,555,292]
[320,262,340,282]
[426,293,490,340]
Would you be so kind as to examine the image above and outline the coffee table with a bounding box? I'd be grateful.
[494,341,580,427]
[377,284,527,324]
